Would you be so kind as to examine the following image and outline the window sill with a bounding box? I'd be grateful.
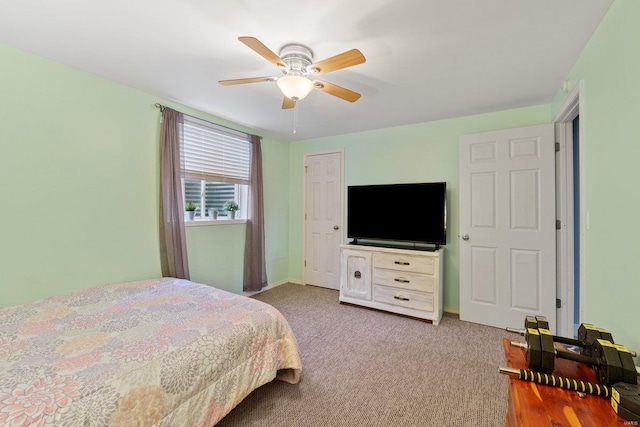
[185,218,247,227]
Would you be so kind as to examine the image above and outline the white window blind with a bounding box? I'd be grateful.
[183,116,250,185]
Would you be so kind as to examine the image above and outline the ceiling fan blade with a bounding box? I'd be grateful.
[309,49,366,75]
[282,97,295,109]
[238,36,286,69]
[313,80,361,102]
[218,77,275,86]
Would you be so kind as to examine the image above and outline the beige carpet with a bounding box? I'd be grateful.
[217,283,515,427]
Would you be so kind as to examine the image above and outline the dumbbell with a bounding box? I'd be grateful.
[511,333,638,385]
[508,315,638,383]
[509,315,638,363]
[507,315,616,357]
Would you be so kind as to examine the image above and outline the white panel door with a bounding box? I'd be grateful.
[304,151,343,289]
[459,124,556,330]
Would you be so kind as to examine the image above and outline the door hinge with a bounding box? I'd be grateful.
[555,142,560,152]
[304,260,306,267]
[556,298,562,309]
[556,220,561,230]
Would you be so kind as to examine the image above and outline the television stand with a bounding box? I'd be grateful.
[348,240,439,252]
[339,243,444,324]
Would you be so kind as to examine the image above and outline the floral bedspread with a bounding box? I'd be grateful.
[0,278,302,426]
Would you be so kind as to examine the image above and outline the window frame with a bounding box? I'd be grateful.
[181,116,250,225]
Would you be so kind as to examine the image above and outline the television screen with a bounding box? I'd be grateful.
[347,182,446,245]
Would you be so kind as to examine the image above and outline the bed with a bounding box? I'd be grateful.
[0,278,302,426]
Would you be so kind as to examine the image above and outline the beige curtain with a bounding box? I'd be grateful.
[243,135,267,291]
[159,107,190,279]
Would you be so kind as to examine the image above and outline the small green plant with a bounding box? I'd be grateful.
[185,201,197,211]
[222,200,239,212]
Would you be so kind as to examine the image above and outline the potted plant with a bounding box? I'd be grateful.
[184,201,197,221]
[222,200,239,219]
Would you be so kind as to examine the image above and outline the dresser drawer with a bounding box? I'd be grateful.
[373,252,434,274]
[373,285,434,312]
[373,268,434,293]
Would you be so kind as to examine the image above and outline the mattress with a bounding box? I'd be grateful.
[0,278,302,426]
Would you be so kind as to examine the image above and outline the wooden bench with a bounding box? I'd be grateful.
[502,338,633,426]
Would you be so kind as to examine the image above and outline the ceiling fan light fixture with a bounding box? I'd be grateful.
[277,75,313,101]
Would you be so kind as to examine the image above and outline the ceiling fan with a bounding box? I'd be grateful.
[219,37,366,109]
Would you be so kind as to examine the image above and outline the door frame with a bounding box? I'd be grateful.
[302,148,345,287]
[554,80,584,337]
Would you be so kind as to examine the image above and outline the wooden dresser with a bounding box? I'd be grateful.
[339,244,443,324]
[503,338,630,426]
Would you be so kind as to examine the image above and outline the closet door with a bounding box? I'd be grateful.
[304,151,343,290]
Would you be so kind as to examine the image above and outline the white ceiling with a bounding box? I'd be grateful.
[0,0,613,142]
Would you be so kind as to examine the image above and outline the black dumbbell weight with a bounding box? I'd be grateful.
[532,315,550,330]
[512,315,549,331]
[538,327,556,373]
[507,316,621,358]
[522,328,543,372]
[611,382,640,422]
[508,328,562,374]
[612,344,638,384]
[523,315,543,329]
[576,323,614,357]
[588,339,625,385]
[513,334,632,385]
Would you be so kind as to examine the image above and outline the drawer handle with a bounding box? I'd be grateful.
[394,278,410,283]
[394,295,410,301]
[394,261,410,266]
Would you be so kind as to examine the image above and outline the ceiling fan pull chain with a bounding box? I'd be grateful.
[293,99,298,134]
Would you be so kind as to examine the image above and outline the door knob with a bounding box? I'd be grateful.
[334,225,340,230]
[461,234,470,241]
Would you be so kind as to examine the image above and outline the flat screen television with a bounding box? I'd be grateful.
[347,182,446,246]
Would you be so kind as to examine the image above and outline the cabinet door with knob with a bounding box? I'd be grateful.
[340,249,372,300]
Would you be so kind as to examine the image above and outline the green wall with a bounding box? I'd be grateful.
[550,0,639,358]
[288,105,551,312]
[0,42,290,306]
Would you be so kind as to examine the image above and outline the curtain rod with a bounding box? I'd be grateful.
[154,103,262,140]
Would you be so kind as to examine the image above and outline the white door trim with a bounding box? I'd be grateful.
[302,148,345,287]
[554,80,584,337]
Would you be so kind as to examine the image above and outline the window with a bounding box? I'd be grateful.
[182,116,250,220]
